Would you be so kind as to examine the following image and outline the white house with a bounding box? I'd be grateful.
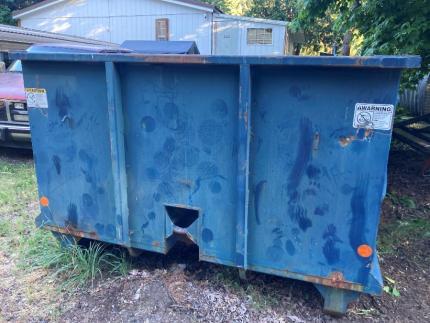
[12,0,296,55]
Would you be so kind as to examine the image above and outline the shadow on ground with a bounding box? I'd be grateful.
[0,147,33,161]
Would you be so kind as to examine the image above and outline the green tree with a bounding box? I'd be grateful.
[297,0,430,86]
[247,0,296,21]
[201,0,252,15]
[247,0,343,55]
[0,0,44,24]
[0,4,13,25]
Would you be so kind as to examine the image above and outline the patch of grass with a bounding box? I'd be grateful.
[378,218,430,254]
[109,249,133,276]
[213,268,280,310]
[0,156,130,291]
[387,192,417,209]
[0,159,37,215]
[19,230,131,289]
[0,157,37,254]
[0,218,12,237]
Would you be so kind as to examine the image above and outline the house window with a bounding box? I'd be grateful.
[247,28,272,45]
[156,18,169,41]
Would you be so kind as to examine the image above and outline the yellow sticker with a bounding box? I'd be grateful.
[25,88,48,108]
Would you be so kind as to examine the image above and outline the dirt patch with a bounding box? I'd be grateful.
[59,147,430,323]
[0,203,62,322]
[0,250,59,322]
[60,259,325,323]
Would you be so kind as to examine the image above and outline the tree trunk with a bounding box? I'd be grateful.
[342,30,353,56]
[342,0,361,56]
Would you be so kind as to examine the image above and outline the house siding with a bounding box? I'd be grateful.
[17,0,290,55]
[19,0,213,54]
[214,16,287,55]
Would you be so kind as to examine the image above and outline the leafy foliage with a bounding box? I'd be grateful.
[247,0,296,21]
[0,4,13,25]
[0,0,43,24]
[201,0,252,15]
[296,0,430,86]
[384,276,401,297]
[355,0,429,87]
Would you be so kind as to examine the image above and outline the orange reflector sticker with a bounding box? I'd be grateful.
[357,244,373,258]
[40,196,49,207]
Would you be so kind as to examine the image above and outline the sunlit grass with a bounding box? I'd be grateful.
[0,156,131,291]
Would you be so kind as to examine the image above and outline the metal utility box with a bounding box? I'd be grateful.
[13,50,420,314]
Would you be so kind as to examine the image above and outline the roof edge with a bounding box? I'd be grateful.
[13,0,66,19]
[214,13,287,26]
[0,23,117,46]
[161,0,222,13]
[13,0,222,19]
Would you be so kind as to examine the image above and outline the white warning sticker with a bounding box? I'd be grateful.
[353,103,394,131]
[25,88,48,109]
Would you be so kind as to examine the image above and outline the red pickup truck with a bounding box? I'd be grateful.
[0,60,31,149]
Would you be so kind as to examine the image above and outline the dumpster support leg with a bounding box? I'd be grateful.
[105,61,130,247]
[235,64,252,271]
[314,284,359,316]
[238,268,247,281]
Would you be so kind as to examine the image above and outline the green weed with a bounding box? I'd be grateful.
[109,249,132,276]
[20,231,131,289]
[0,157,131,290]
[378,218,430,254]
[383,276,401,297]
[387,192,417,209]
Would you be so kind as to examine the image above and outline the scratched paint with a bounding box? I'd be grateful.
[287,117,314,232]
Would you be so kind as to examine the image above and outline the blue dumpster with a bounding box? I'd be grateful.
[12,49,420,314]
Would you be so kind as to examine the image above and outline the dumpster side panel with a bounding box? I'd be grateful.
[23,61,118,243]
[120,64,240,263]
[247,66,401,293]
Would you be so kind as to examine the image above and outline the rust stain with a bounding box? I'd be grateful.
[364,128,373,138]
[199,253,224,264]
[151,240,160,247]
[339,135,356,147]
[44,224,99,240]
[133,55,208,65]
[338,129,373,147]
[300,271,363,292]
